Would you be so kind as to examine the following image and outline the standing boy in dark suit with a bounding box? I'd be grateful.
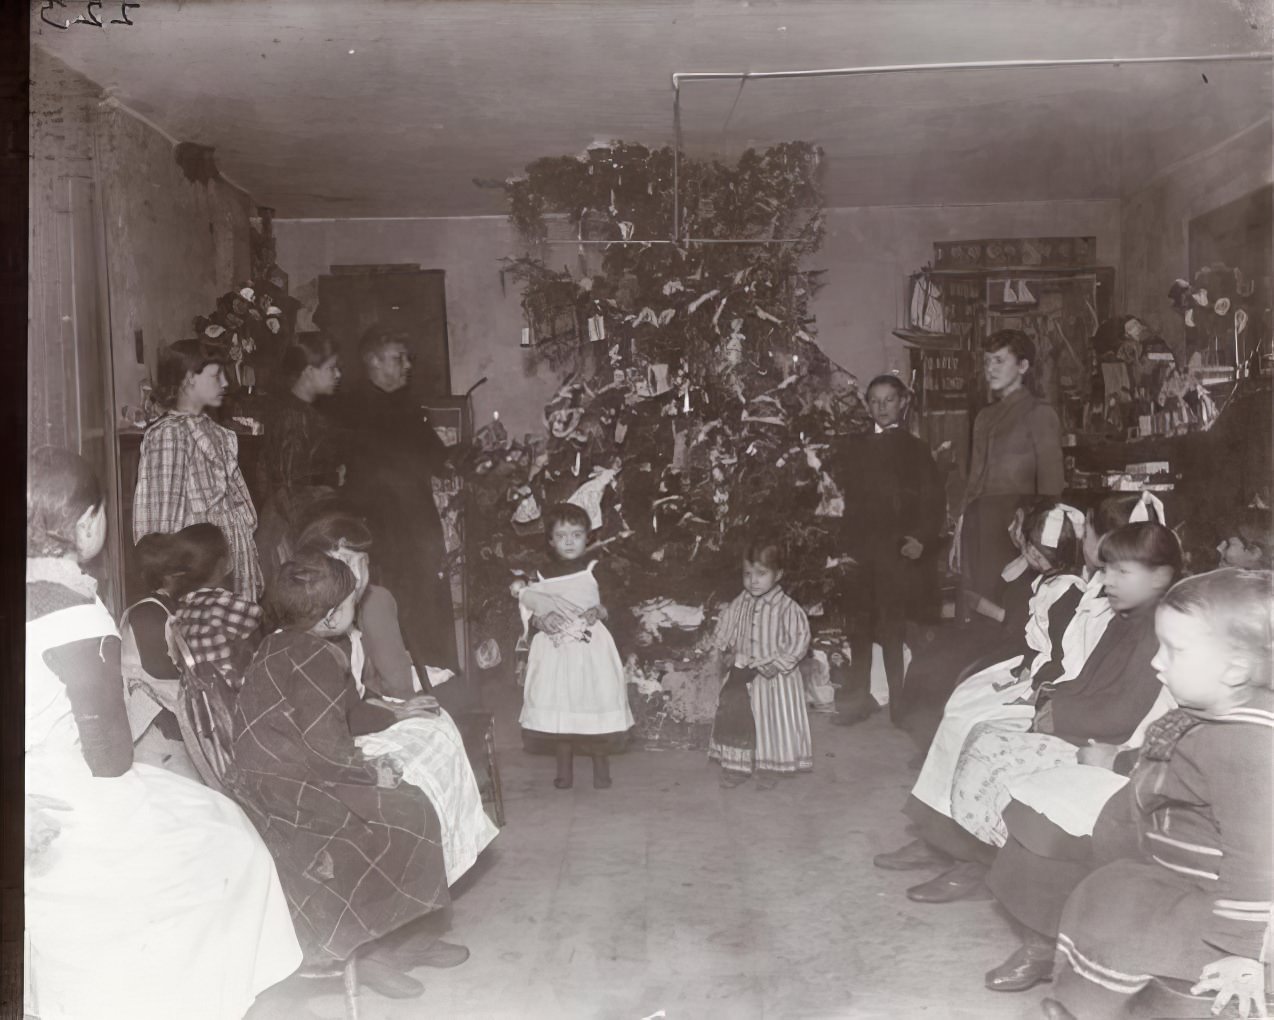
[830,374,945,726]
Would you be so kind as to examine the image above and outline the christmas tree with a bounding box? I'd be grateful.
[456,142,871,738]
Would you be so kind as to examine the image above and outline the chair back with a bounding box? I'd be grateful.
[170,626,238,794]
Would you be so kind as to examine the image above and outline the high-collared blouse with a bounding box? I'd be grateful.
[964,387,1064,507]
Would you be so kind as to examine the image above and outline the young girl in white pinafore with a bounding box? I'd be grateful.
[517,502,633,790]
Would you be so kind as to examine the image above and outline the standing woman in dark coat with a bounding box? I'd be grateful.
[333,326,463,698]
[829,374,945,725]
[256,333,346,587]
[955,330,1065,621]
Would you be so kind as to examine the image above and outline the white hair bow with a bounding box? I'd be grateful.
[1041,503,1087,549]
[1129,491,1166,525]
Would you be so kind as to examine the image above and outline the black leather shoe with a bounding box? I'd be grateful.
[1040,998,1076,1020]
[905,861,992,902]
[357,957,425,999]
[833,693,879,726]
[873,838,953,872]
[985,940,1056,992]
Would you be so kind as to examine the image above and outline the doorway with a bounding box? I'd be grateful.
[315,267,451,397]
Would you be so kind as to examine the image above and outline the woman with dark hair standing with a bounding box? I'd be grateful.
[134,339,262,598]
[955,329,1065,621]
[256,333,346,584]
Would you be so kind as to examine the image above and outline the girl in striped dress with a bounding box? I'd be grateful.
[708,538,813,789]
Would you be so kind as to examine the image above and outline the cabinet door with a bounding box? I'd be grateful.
[316,270,451,398]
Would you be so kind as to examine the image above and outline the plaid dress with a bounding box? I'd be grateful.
[231,630,449,963]
[134,413,262,599]
[175,586,263,689]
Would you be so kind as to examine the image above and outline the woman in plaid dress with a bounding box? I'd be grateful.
[232,556,458,995]
[134,340,262,599]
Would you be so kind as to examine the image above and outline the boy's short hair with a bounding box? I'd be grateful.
[865,374,909,400]
[1227,507,1274,566]
[357,325,411,364]
[1161,567,1274,689]
[266,554,355,631]
[744,537,785,573]
[982,328,1035,366]
[543,502,591,537]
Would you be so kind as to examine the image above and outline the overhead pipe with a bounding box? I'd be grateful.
[536,51,1271,246]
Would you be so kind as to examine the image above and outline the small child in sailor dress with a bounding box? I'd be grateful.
[517,503,633,789]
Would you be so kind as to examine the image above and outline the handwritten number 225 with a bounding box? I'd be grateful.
[40,2,141,29]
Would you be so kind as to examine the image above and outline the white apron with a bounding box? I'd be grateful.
[1005,685,1180,838]
[25,597,300,1020]
[517,562,634,735]
[347,629,499,886]
[912,571,1111,817]
[120,596,182,741]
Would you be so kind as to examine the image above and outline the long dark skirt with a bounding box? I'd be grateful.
[989,790,1142,938]
[234,770,450,964]
[960,495,1023,608]
[897,618,1018,746]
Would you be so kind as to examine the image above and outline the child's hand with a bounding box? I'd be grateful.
[543,610,571,634]
[373,756,403,789]
[582,606,605,626]
[1076,740,1120,770]
[1192,956,1267,1019]
[755,662,780,679]
[395,695,441,719]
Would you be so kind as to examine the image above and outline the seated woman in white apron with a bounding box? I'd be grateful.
[25,447,300,1020]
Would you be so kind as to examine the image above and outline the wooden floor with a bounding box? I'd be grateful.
[251,677,1042,1020]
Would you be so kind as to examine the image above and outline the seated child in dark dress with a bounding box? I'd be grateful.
[982,569,1273,1020]
[159,523,264,688]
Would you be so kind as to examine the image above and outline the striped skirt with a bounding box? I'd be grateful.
[708,669,813,775]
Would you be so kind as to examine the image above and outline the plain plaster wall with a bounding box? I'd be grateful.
[1119,116,1273,358]
[276,201,1121,434]
[29,47,253,447]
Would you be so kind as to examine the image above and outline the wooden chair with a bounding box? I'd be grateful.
[452,709,505,827]
[168,628,361,1020]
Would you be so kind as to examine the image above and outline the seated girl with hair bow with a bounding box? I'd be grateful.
[876,492,1165,902]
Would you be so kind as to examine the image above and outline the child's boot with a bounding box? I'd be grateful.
[591,753,612,789]
[554,741,573,789]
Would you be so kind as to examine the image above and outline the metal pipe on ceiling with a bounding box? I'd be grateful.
[667,51,1273,243]
[535,52,1271,246]
[670,52,1273,87]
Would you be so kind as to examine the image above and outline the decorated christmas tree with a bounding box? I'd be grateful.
[456,142,871,739]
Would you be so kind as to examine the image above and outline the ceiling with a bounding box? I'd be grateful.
[35,0,1273,218]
